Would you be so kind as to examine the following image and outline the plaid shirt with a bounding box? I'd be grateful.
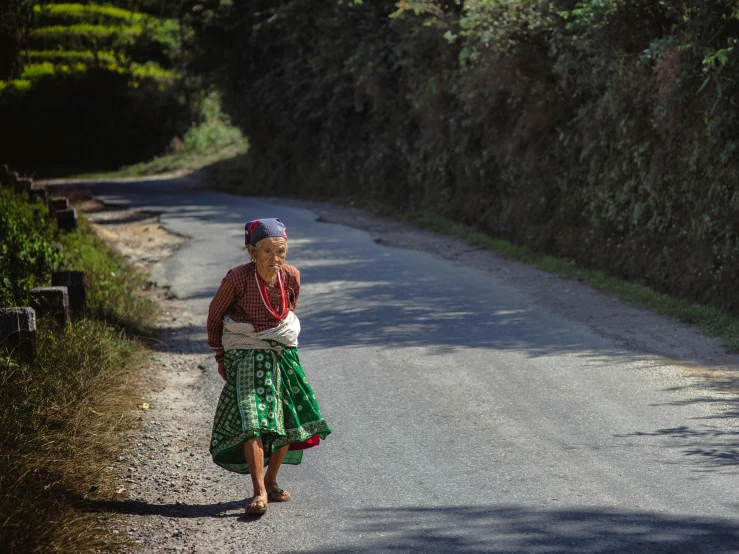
[207,263,300,359]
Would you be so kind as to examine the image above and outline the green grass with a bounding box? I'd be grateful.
[60,216,157,335]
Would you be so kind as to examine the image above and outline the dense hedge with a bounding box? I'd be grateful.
[196,0,739,312]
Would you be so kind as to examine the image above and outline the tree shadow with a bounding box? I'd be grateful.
[618,424,739,471]
[295,505,739,554]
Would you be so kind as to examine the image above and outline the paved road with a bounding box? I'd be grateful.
[71,177,739,552]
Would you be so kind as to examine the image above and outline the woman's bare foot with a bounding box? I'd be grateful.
[265,480,291,502]
[245,494,268,514]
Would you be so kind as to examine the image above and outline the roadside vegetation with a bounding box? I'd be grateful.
[0,186,156,553]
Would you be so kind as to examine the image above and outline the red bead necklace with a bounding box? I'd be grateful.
[255,270,289,321]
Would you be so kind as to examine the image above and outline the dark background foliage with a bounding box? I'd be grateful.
[0,69,187,168]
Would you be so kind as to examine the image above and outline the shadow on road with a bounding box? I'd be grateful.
[618,425,739,472]
[294,505,739,554]
[79,497,244,519]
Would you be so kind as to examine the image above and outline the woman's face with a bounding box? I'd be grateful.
[250,237,288,281]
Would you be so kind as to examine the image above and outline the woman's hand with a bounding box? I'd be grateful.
[217,359,226,381]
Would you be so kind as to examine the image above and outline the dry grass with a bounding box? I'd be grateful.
[0,318,149,553]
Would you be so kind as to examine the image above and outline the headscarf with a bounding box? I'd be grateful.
[244,218,288,246]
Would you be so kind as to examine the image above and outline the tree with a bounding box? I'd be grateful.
[0,0,50,79]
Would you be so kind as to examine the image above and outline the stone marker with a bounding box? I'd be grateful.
[30,287,70,324]
[48,196,69,217]
[0,307,37,364]
[56,208,78,231]
[52,271,86,315]
[29,187,48,203]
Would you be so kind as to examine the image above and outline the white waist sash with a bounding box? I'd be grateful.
[221,310,300,351]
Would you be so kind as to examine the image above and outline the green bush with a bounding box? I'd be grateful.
[182,93,245,152]
[0,188,64,307]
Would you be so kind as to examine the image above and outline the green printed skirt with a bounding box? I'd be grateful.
[210,346,332,474]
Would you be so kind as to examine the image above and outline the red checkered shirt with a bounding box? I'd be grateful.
[207,263,300,360]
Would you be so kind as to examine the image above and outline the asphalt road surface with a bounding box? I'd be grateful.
[64,177,739,553]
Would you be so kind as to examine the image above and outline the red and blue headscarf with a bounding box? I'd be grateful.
[244,218,288,246]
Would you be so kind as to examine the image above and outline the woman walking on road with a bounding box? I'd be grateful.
[206,218,332,515]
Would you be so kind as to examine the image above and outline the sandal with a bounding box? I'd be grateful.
[244,497,268,515]
[266,484,291,502]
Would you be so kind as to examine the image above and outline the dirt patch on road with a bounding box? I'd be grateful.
[82,198,187,271]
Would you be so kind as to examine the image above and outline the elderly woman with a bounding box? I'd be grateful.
[206,218,332,515]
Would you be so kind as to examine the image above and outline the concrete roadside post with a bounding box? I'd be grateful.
[0,308,37,364]
[56,208,78,231]
[51,271,86,316]
[48,197,70,218]
[30,287,70,325]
